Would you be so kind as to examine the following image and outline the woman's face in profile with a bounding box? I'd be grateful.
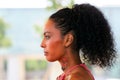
[41,19,66,62]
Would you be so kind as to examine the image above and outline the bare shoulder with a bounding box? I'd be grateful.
[69,72,89,80]
[65,69,93,80]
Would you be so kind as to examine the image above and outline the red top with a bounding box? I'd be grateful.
[56,64,95,80]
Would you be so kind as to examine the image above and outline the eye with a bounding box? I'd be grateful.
[45,35,50,39]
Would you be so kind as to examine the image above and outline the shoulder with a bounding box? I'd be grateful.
[68,72,88,80]
[66,73,92,80]
[65,68,94,80]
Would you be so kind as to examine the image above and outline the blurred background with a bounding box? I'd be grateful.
[0,0,120,80]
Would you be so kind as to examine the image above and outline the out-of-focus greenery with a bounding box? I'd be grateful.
[46,0,75,10]
[0,18,11,48]
[25,60,48,71]
[33,24,43,38]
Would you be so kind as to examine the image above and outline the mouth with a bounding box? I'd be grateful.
[44,51,48,56]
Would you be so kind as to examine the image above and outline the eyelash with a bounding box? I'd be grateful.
[45,35,50,39]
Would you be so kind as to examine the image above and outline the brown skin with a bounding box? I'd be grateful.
[41,19,93,80]
[65,67,93,80]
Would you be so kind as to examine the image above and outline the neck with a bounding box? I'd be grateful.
[58,51,82,72]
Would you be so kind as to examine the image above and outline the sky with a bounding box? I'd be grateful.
[0,0,120,8]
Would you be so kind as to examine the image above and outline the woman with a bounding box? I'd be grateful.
[41,3,116,80]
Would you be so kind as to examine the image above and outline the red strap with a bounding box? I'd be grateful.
[79,64,95,80]
[57,64,95,80]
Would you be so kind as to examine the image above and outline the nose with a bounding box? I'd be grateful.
[40,40,45,48]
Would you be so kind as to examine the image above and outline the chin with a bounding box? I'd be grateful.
[46,58,57,62]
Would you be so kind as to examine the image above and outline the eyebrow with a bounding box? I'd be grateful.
[44,31,51,35]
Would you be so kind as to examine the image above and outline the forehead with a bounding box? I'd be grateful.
[45,19,56,28]
[44,19,61,34]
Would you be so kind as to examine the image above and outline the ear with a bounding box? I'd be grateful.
[64,33,74,47]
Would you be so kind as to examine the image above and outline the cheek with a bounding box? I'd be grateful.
[49,40,64,53]
[47,39,65,60]
[49,41,58,49]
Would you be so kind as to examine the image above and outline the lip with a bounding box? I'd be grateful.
[44,51,48,56]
